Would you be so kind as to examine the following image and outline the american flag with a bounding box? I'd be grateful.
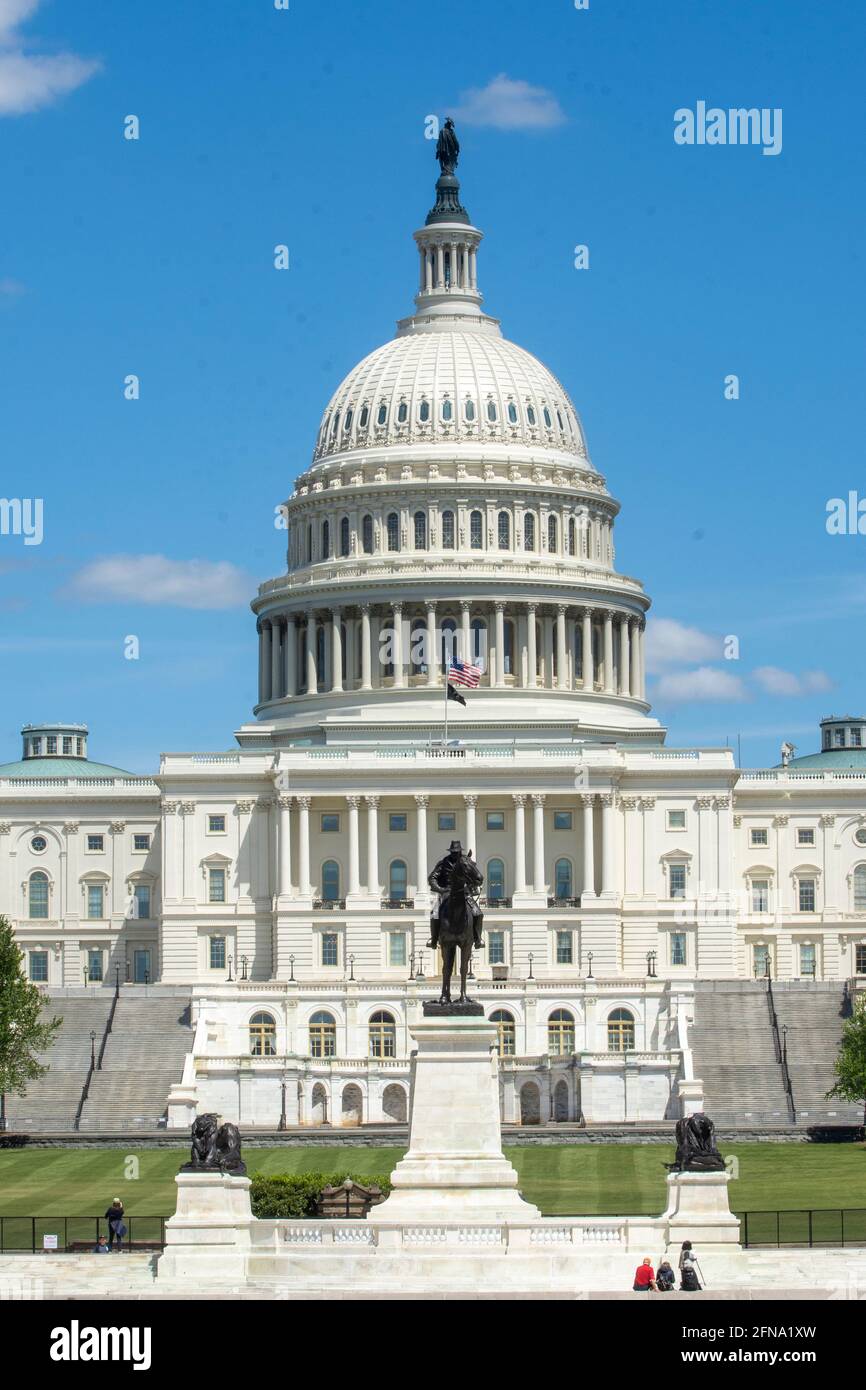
[447,658,481,688]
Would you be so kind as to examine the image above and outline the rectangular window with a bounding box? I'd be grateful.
[133,833,151,852]
[30,737,42,755]
[669,863,687,899]
[437,812,456,832]
[29,950,48,982]
[853,729,863,747]
[671,932,687,966]
[667,809,686,831]
[835,729,845,747]
[87,885,104,919]
[752,879,770,913]
[86,834,104,853]
[388,813,408,832]
[209,936,226,970]
[555,930,573,964]
[486,811,505,831]
[388,932,407,967]
[798,878,816,913]
[553,810,573,831]
[133,884,151,919]
[87,949,103,982]
[856,944,866,974]
[207,815,226,834]
[797,828,815,847]
[76,738,84,756]
[62,736,72,755]
[799,943,817,978]
[488,931,505,965]
[753,944,770,977]
[208,867,226,903]
[46,736,57,754]
[750,828,768,847]
[321,813,340,833]
[321,932,338,967]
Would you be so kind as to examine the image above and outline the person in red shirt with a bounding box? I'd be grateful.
[633,1258,657,1291]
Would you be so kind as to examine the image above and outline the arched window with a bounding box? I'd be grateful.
[321,519,330,558]
[854,865,866,911]
[470,510,483,550]
[526,404,536,426]
[397,400,408,423]
[487,858,505,901]
[309,1010,337,1058]
[556,409,564,430]
[331,411,340,436]
[486,399,497,422]
[322,859,341,902]
[359,404,369,429]
[441,510,455,549]
[442,398,452,421]
[568,518,576,556]
[464,398,475,421]
[608,1008,636,1052]
[498,511,511,550]
[29,870,49,919]
[410,617,426,674]
[306,523,313,564]
[315,622,325,684]
[419,398,430,422]
[389,860,408,901]
[548,514,558,553]
[548,1009,575,1056]
[344,409,353,432]
[362,514,374,554]
[339,516,350,557]
[543,406,552,428]
[524,513,536,550]
[490,1009,516,1056]
[249,1012,276,1057]
[507,401,518,424]
[554,858,573,899]
[503,618,515,676]
[387,512,400,552]
[377,401,387,425]
[414,510,427,550]
[369,1010,396,1058]
[470,618,487,671]
[440,618,457,669]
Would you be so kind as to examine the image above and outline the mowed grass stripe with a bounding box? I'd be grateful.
[0,1144,864,1219]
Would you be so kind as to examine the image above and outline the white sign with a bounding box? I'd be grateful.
[42,1234,58,1250]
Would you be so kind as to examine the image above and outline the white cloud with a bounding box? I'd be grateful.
[645,617,722,673]
[452,74,566,131]
[752,666,834,697]
[64,555,252,610]
[654,666,749,704]
[0,0,99,115]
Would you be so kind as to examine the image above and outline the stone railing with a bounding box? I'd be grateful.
[253,1216,632,1249]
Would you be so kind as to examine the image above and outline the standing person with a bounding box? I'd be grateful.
[105,1197,126,1252]
[679,1240,701,1290]
[632,1257,657,1291]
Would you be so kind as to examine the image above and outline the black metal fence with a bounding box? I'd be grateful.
[739,1208,866,1248]
[0,1216,166,1253]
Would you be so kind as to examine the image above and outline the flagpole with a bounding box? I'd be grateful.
[443,660,450,748]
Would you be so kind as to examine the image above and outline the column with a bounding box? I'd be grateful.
[270,617,283,700]
[542,615,554,690]
[418,245,426,293]
[330,607,343,693]
[110,822,125,915]
[436,242,444,288]
[262,621,273,702]
[181,802,196,900]
[619,614,630,696]
[464,795,477,856]
[532,794,546,894]
[600,793,616,896]
[426,602,438,687]
[512,796,527,893]
[258,622,268,703]
[460,601,471,664]
[305,614,317,694]
[365,797,380,894]
[582,608,594,690]
[278,796,293,897]
[494,602,506,687]
[638,624,646,700]
[425,247,433,291]
[360,604,372,690]
[285,615,297,698]
[392,603,405,687]
[556,605,568,689]
[603,611,615,694]
[581,794,595,898]
[415,796,428,892]
[469,246,477,287]
[346,614,357,690]
[526,604,537,688]
[347,796,361,895]
[297,796,311,895]
[629,619,640,698]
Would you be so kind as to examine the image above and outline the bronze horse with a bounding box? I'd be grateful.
[438,855,483,1005]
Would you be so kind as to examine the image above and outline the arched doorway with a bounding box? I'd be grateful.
[382,1083,407,1124]
[341,1083,363,1127]
[310,1082,328,1126]
[519,1081,541,1125]
[553,1078,569,1122]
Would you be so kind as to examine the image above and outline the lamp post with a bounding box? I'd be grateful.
[586,951,593,979]
[240,955,248,981]
[288,954,295,982]
[82,966,88,989]
[408,950,416,981]
[781,1023,788,1066]
[89,1030,96,1069]
[348,954,355,982]
[416,950,425,979]
[278,1075,288,1131]
[646,950,657,978]
[226,954,234,982]
[527,952,534,980]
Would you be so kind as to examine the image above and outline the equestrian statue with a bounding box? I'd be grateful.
[427,840,484,1006]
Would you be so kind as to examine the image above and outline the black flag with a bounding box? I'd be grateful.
[447,683,467,706]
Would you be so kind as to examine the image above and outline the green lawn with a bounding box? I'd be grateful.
[1,1143,865,1222]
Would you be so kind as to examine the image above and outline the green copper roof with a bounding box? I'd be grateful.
[774,749,866,771]
[0,756,151,780]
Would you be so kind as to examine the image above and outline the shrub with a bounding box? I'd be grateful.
[249,1171,393,1219]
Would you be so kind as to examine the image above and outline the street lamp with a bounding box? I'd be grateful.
[288,954,295,982]
[240,955,248,981]
[89,1030,96,1069]
[586,951,593,979]
[781,1023,788,1065]
[408,951,416,981]
[226,954,234,982]
[527,952,534,980]
[348,954,355,981]
[416,950,425,979]
[278,1075,288,1131]
[646,950,657,978]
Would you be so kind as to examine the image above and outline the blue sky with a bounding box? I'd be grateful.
[1,0,864,772]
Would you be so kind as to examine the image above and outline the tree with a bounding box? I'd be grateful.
[0,916,61,1131]
[826,996,866,1127]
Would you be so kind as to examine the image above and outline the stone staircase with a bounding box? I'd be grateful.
[691,981,791,1127]
[78,997,193,1130]
[8,996,114,1132]
[771,982,862,1125]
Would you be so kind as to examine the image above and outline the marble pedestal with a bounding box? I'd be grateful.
[157,1171,253,1281]
[367,1015,540,1222]
[662,1170,741,1247]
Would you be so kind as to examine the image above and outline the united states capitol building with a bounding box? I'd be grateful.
[3,144,865,1132]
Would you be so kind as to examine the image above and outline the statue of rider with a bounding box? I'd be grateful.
[427,839,483,951]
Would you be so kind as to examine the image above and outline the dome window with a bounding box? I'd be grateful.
[340,517,350,557]
[362,515,374,554]
[526,405,536,426]
[556,409,564,430]
[359,404,369,429]
[548,515,558,552]
[331,412,341,436]
[441,510,455,549]
[397,401,408,424]
[498,511,511,550]
[441,398,452,421]
[419,399,430,423]
[543,407,552,428]
[344,409,353,431]
[464,399,475,421]
[321,520,331,557]
[470,510,484,550]
[507,402,518,424]
[486,400,497,423]
[568,518,576,556]
[387,512,400,552]
[414,511,427,550]
[524,513,536,551]
[377,402,387,426]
